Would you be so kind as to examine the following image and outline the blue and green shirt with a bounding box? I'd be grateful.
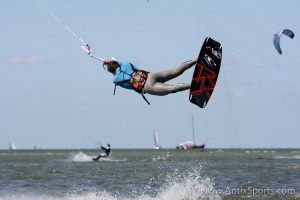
[112,61,140,89]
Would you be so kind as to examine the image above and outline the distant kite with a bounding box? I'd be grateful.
[273,29,294,54]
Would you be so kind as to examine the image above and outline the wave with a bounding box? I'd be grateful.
[0,182,220,200]
[0,191,216,200]
[274,156,300,160]
[0,164,220,200]
[245,150,277,154]
[151,152,171,162]
[209,149,223,153]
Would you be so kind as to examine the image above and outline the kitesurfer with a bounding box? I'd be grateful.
[92,144,111,161]
[103,59,196,96]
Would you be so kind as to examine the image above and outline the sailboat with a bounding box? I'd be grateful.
[176,113,205,151]
[153,129,161,149]
[9,142,16,151]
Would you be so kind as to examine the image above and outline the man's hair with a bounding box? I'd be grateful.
[105,61,119,74]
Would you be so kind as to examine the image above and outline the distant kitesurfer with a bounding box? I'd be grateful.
[92,144,111,161]
[103,59,196,96]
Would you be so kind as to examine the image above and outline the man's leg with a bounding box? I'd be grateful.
[143,60,195,96]
[92,155,101,161]
[144,82,190,96]
[149,60,196,83]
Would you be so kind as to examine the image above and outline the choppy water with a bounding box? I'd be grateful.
[0,149,299,200]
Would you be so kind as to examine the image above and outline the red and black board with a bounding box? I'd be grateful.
[189,37,222,108]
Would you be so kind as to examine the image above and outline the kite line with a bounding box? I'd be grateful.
[35,0,107,64]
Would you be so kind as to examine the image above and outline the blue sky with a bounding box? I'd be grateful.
[0,0,299,149]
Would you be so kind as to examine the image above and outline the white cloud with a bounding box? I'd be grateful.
[6,54,46,65]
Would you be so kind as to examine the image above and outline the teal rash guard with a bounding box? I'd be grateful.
[112,61,140,90]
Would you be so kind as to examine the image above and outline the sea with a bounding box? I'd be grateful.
[0,149,299,200]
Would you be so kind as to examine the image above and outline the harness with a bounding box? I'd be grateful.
[129,70,149,94]
[114,63,150,105]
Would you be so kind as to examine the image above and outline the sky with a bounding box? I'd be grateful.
[0,0,299,149]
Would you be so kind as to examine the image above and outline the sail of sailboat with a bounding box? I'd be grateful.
[153,129,161,149]
[9,142,16,151]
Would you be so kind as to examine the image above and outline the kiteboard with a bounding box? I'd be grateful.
[189,37,222,108]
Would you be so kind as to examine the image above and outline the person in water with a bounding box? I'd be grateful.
[92,144,111,161]
[103,59,196,96]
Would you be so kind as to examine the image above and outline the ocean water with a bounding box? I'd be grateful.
[0,149,299,200]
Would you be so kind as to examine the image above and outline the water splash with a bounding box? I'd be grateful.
[71,152,127,162]
[0,163,220,200]
[72,152,94,162]
[151,152,171,162]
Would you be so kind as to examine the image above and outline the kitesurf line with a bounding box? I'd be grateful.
[35,0,107,65]
[35,0,87,45]
[84,26,111,58]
